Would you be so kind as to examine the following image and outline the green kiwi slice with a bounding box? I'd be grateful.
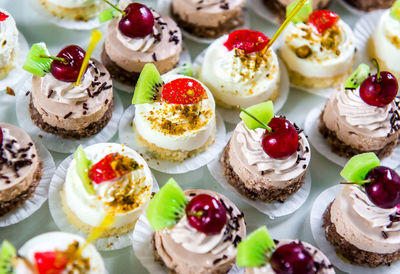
[74,145,95,195]
[0,240,16,274]
[98,7,119,23]
[146,178,188,231]
[340,153,380,183]
[132,63,163,105]
[391,0,400,21]
[344,64,370,89]
[23,43,52,77]
[167,63,193,77]
[286,0,313,24]
[237,226,276,267]
[240,101,274,130]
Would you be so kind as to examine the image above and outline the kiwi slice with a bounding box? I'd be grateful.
[340,153,380,183]
[240,101,274,130]
[132,63,163,105]
[146,178,188,231]
[168,63,193,77]
[237,226,276,267]
[98,7,119,23]
[344,64,370,89]
[23,43,52,77]
[0,240,17,274]
[74,145,95,195]
[391,0,400,21]
[286,0,313,24]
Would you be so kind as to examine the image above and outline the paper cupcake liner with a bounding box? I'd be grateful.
[131,214,243,274]
[156,0,250,44]
[118,105,226,173]
[304,106,400,171]
[310,185,400,274]
[336,0,367,16]
[0,32,29,92]
[48,152,159,251]
[0,140,55,227]
[15,78,123,154]
[193,49,290,124]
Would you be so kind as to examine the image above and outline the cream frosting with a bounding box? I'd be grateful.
[45,0,100,8]
[0,9,18,69]
[199,35,280,108]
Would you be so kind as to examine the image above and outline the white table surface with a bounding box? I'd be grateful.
[0,0,360,273]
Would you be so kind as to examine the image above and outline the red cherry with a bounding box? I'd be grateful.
[261,118,299,159]
[0,12,9,21]
[0,127,3,147]
[185,194,227,235]
[162,78,206,105]
[308,10,339,34]
[50,45,85,82]
[223,29,270,54]
[119,3,154,39]
[364,166,400,209]
[34,251,68,274]
[270,242,316,274]
[359,71,398,107]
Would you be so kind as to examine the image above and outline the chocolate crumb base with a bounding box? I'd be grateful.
[318,111,398,159]
[343,0,394,12]
[220,142,305,203]
[323,203,400,267]
[171,7,244,38]
[29,96,114,139]
[0,161,43,216]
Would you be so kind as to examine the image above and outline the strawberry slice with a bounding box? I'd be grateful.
[0,12,8,22]
[161,78,206,105]
[223,29,269,54]
[308,10,339,34]
[34,251,68,274]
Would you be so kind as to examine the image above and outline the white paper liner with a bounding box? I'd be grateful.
[131,214,243,274]
[118,106,226,173]
[193,49,290,124]
[0,140,55,227]
[48,153,159,251]
[336,0,367,16]
[310,185,400,274]
[0,32,29,91]
[156,0,250,44]
[15,78,123,154]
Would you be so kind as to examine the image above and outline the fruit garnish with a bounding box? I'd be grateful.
[146,178,188,231]
[359,59,398,107]
[340,152,380,183]
[270,242,315,274]
[286,0,312,23]
[132,63,163,104]
[161,78,206,105]
[223,30,270,54]
[50,45,85,82]
[308,10,340,34]
[0,240,17,274]
[167,63,193,77]
[23,43,53,77]
[390,0,400,21]
[0,127,3,147]
[74,145,95,195]
[240,101,274,130]
[98,0,121,23]
[344,64,370,89]
[0,12,9,21]
[34,251,68,274]
[236,226,276,267]
[185,194,227,235]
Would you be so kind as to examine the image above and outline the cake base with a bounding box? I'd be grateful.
[39,0,107,21]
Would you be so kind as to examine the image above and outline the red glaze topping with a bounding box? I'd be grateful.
[0,12,8,21]
[223,29,270,54]
[34,251,68,274]
[308,10,339,34]
[162,78,207,105]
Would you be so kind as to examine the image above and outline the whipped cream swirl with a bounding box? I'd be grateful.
[0,10,18,68]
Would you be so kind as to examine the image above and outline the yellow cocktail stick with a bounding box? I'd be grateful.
[260,0,307,55]
[75,29,102,86]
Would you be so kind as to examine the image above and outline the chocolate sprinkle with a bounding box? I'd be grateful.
[152,52,157,61]
[63,112,73,119]
[382,231,389,239]
[25,91,30,96]
[47,89,54,98]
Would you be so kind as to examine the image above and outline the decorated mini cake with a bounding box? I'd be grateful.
[319,63,400,158]
[278,1,356,89]
[345,0,395,11]
[237,226,334,273]
[171,0,245,39]
[39,0,107,21]
[221,102,310,202]
[0,9,18,80]
[0,232,106,273]
[146,178,246,273]
[0,123,42,216]
[100,1,182,86]
[132,64,216,162]
[23,32,114,139]
[61,143,153,237]
[199,29,281,109]
[323,153,400,267]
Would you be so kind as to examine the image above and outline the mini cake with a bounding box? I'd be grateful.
[0,10,18,80]
[146,178,246,273]
[132,64,216,162]
[237,226,334,273]
[101,2,182,86]
[319,63,400,158]
[23,42,114,139]
[344,0,395,11]
[323,153,400,267]
[0,123,42,216]
[61,143,153,237]
[39,0,107,21]
[221,102,310,202]
[171,0,245,39]
[0,232,106,273]
[278,5,356,89]
[199,29,280,109]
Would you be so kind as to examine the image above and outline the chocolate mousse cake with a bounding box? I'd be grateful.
[344,0,395,11]
[0,123,42,216]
